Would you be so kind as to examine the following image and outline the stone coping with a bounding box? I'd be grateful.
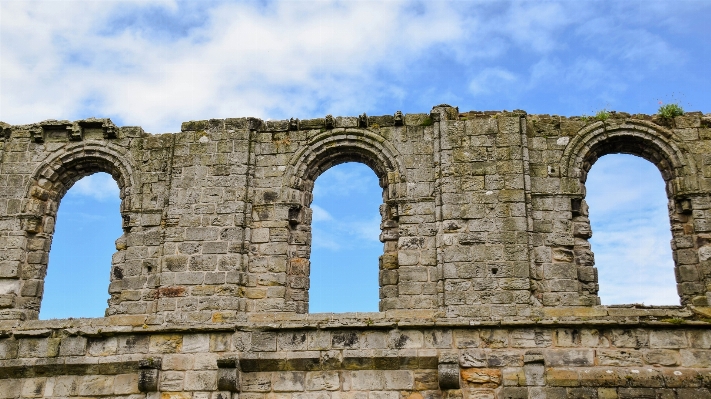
[1,307,710,337]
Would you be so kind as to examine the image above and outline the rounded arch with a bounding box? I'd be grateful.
[283,128,405,204]
[28,142,136,207]
[14,142,137,319]
[558,119,704,307]
[560,120,695,197]
[281,128,405,313]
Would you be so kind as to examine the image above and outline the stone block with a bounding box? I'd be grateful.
[545,367,580,387]
[389,330,423,349]
[47,376,78,397]
[0,339,18,360]
[308,330,332,350]
[194,352,219,370]
[498,387,528,399]
[349,370,385,390]
[184,370,218,391]
[149,334,183,353]
[642,349,679,366]
[383,370,414,390]
[59,336,87,356]
[649,330,688,348]
[273,371,305,392]
[242,372,272,392]
[596,350,643,366]
[79,375,115,396]
[461,368,501,387]
[183,334,210,353]
[523,363,545,386]
[0,379,24,399]
[162,354,195,370]
[680,349,711,367]
[252,331,277,351]
[160,371,185,391]
[544,349,594,367]
[277,331,308,351]
[305,371,340,390]
[332,331,359,349]
[19,338,60,358]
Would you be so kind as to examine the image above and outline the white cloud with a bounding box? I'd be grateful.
[311,226,342,251]
[349,215,382,244]
[309,163,382,256]
[469,68,518,95]
[586,154,677,305]
[312,163,380,198]
[0,1,469,132]
[311,204,332,222]
[312,214,382,251]
[3,1,704,132]
[69,172,120,201]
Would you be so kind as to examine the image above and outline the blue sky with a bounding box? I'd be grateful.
[1,1,708,317]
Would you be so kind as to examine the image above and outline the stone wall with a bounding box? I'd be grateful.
[1,106,711,397]
[1,312,711,399]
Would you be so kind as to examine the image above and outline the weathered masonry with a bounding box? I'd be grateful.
[1,107,711,398]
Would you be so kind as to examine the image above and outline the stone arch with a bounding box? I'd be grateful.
[561,120,696,197]
[284,129,406,204]
[18,143,136,319]
[559,120,703,305]
[29,143,135,206]
[281,129,405,313]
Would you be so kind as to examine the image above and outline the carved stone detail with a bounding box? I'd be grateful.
[438,363,460,390]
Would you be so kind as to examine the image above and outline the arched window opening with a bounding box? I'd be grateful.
[308,162,382,312]
[586,154,678,305]
[39,172,122,319]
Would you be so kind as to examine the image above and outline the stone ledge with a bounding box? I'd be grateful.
[0,359,140,379]
[0,306,709,338]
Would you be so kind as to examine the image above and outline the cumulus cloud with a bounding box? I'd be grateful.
[69,172,121,202]
[469,68,518,95]
[0,0,468,132]
[2,1,706,132]
[312,163,380,198]
[586,154,678,305]
[311,204,333,223]
[311,163,382,252]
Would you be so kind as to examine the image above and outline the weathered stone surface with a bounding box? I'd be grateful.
[1,108,711,397]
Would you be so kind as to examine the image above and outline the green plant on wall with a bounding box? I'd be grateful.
[594,108,609,121]
[420,117,433,126]
[658,102,684,119]
[580,106,610,123]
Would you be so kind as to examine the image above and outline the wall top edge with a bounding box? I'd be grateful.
[2,307,709,337]
[2,107,709,136]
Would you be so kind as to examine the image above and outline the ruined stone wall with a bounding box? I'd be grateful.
[1,106,711,398]
[2,313,711,399]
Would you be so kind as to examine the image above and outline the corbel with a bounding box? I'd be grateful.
[571,198,583,217]
[217,357,241,392]
[394,110,404,126]
[103,123,118,139]
[288,205,303,226]
[324,114,335,129]
[122,214,131,231]
[69,123,82,141]
[358,113,368,128]
[137,358,161,392]
[677,197,692,214]
[0,123,11,140]
[29,127,43,143]
[438,362,460,390]
[20,215,43,234]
